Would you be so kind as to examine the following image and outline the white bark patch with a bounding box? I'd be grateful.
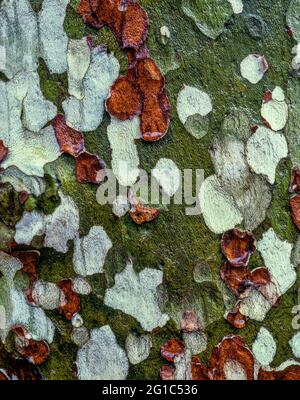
[44,191,79,253]
[76,326,129,380]
[199,175,243,234]
[292,43,300,70]
[67,38,91,100]
[246,126,288,184]
[125,333,152,365]
[227,0,243,13]
[15,210,46,245]
[38,0,70,74]
[183,331,207,354]
[209,136,272,231]
[63,47,120,132]
[257,228,296,295]
[177,86,212,124]
[238,288,272,321]
[2,126,60,177]
[252,327,276,366]
[287,0,300,42]
[0,71,59,177]
[0,251,55,343]
[177,85,212,138]
[0,71,57,138]
[224,360,248,380]
[0,167,45,197]
[210,137,250,191]
[104,261,169,331]
[73,226,112,276]
[15,191,79,254]
[152,158,181,197]
[32,281,62,311]
[22,73,57,133]
[240,54,268,84]
[0,0,39,79]
[107,116,140,187]
[112,195,130,218]
[174,349,192,380]
[289,332,300,358]
[261,87,288,131]
[72,277,92,295]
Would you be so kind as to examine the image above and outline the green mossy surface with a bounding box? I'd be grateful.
[1,0,299,380]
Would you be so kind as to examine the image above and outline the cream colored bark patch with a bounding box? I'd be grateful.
[73,226,112,276]
[252,327,276,366]
[240,54,268,84]
[104,261,169,331]
[63,47,120,132]
[152,158,181,197]
[0,251,55,343]
[199,175,243,234]
[257,228,296,295]
[261,87,288,131]
[107,117,140,187]
[76,326,129,380]
[246,126,288,184]
[15,191,80,254]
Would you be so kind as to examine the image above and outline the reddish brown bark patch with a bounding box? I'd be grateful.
[221,229,256,267]
[141,94,170,141]
[12,250,40,304]
[18,191,29,205]
[258,365,300,380]
[75,152,106,184]
[78,0,170,142]
[289,167,300,193]
[160,364,175,380]
[8,359,43,380]
[220,261,251,296]
[129,202,159,224]
[14,328,50,366]
[220,262,270,298]
[210,336,254,380]
[58,279,80,320]
[121,2,149,49]
[0,370,9,380]
[263,89,272,103]
[290,193,300,230]
[78,0,148,49]
[161,339,185,362]
[0,140,8,164]
[52,114,85,157]
[226,307,249,329]
[18,339,49,366]
[106,76,142,120]
[191,356,210,380]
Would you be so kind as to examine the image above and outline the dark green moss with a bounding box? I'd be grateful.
[36,174,61,215]
[0,183,23,228]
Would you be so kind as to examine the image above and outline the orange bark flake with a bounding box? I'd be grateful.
[160,339,185,363]
[210,336,255,380]
[221,229,256,267]
[78,0,170,142]
[106,76,142,120]
[58,279,80,320]
[52,114,85,157]
[75,152,106,184]
[290,193,300,230]
[129,202,159,225]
